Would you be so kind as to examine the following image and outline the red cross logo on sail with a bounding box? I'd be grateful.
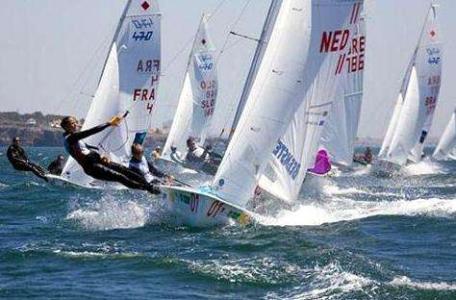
[141,1,150,11]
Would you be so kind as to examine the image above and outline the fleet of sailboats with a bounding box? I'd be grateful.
[374,3,442,175]
[40,0,452,227]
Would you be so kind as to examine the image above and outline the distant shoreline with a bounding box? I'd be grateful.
[0,111,439,147]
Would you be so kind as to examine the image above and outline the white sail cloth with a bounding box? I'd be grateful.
[162,15,217,159]
[319,10,365,167]
[379,4,442,166]
[212,0,364,207]
[62,0,161,187]
[259,1,365,202]
[433,109,456,160]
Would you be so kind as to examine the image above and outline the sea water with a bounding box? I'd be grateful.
[0,147,455,299]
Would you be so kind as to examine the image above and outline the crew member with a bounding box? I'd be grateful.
[60,116,160,194]
[129,143,172,184]
[47,155,65,175]
[151,146,162,161]
[185,137,210,163]
[7,137,48,181]
[364,147,373,164]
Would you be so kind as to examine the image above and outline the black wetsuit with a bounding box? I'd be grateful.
[7,144,48,181]
[64,123,159,193]
[47,158,64,175]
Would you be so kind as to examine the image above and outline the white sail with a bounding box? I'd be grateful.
[433,109,456,160]
[378,94,404,157]
[319,13,365,166]
[228,0,283,139]
[212,0,364,208]
[62,0,161,186]
[379,4,441,166]
[259,1,365,202]
[162,15,217,159]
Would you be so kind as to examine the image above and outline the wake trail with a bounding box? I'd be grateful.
[260,197,456,226]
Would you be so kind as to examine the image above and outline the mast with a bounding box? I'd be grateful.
[228,0,282,140]
[96,0,133,87]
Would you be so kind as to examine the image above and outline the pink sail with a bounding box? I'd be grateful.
[308,149,331,175]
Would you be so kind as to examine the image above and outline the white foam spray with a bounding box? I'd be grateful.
[403,158,445,176]
[66,193,165,230]
[260,197,456,226]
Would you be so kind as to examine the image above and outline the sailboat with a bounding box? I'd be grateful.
[160,14,218,174]
[258,1,365,203]
[160,0,366,226]
[433,108,456,160]
[374,2,442,176]
[319,13,366,169]
[47,0,162,188]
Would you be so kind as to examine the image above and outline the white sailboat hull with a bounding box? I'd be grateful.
[160,185,253,227]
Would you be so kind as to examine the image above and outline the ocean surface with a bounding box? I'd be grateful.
[1,146,455,299]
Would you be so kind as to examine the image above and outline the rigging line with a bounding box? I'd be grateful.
[97,111,131,154]
[56,33,112,114]
[162,0,228,74]
[216,75,248,138]
[215,0,253,65]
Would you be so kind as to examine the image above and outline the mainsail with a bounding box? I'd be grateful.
[212,0,364,207]
[259,0,365,202]
[228,0,282,139]
[62,0,161,187]
[378,3,442,166]
[162,15,217,159]
[319,14,365,166]
[433,109,456,160]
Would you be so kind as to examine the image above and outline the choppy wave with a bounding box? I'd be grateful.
[390,276,456,291]
[266,262,375,299]
[53,249,141,259]
[261,197,456,226]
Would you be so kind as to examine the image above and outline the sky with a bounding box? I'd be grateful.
[0,0,454,140]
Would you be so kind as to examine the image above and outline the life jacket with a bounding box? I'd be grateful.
[129,156,153,183]
[186,146,207,163]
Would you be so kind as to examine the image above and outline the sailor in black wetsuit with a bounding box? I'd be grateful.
[7,137,48,181]
[60,116,160,194]
[47,155,65,175]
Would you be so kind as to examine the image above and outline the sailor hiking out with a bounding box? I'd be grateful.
[7,137,48,181]
[60,115,160,194]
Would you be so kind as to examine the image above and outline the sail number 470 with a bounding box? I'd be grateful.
[132,31,153,42]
